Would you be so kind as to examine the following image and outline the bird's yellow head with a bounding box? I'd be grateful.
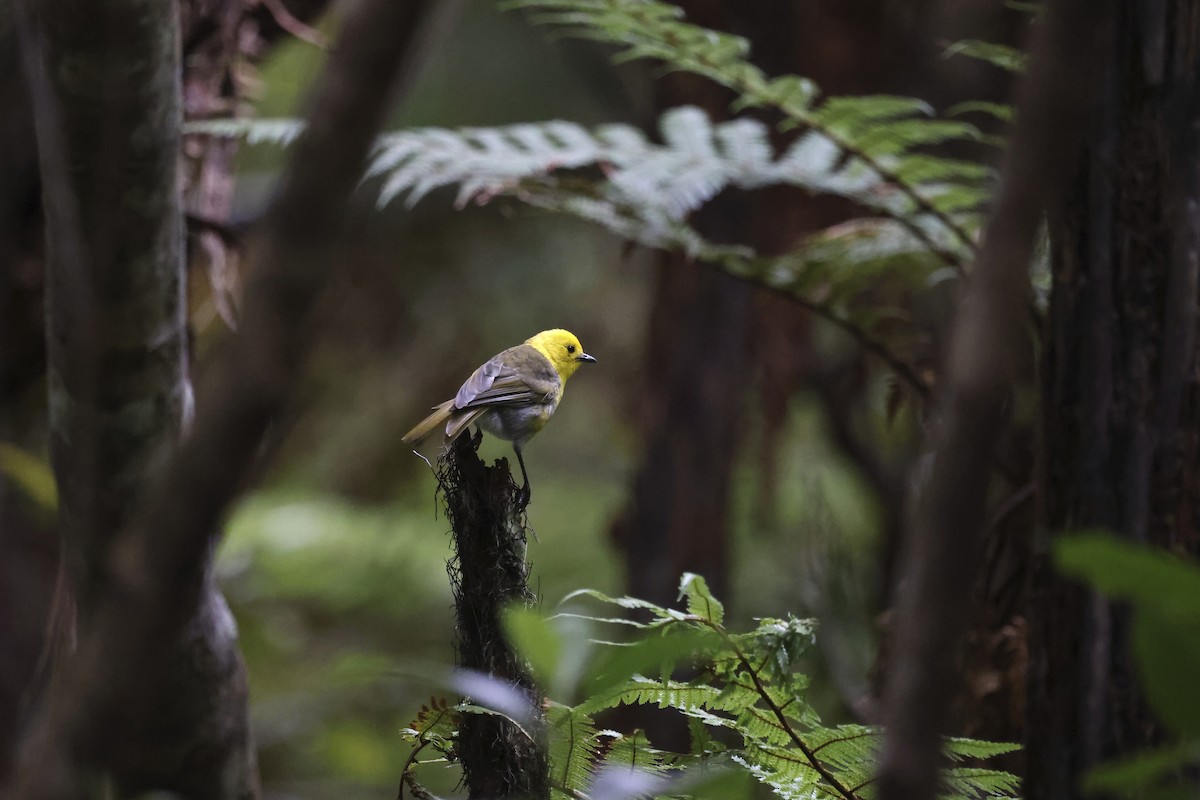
[526,329,596,382]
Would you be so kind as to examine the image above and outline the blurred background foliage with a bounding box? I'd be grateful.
[204,1,889,795]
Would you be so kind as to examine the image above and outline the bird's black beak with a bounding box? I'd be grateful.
[577,352,597,363]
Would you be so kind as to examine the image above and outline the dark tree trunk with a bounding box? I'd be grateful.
[11,0,433,795]
[25,0,258,794]
[2,0,338,789]
[442,433,549,800]
[613,0,907,619]
[0,20,54,786]
[1028,3,1200,797]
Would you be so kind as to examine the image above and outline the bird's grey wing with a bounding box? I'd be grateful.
[454,346,559,409]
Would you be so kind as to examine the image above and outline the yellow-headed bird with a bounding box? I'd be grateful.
[402,329,596,504]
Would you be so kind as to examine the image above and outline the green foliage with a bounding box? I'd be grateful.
[399,574,1021,800]
[504,0,992,264]
[1056,534,1200,737]
[1055,534,1200,797]
[187,0,1025,398]
[0,442,57,515]
[943,40,1028,73]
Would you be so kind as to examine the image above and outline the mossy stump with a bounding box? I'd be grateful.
[439,431,548,800]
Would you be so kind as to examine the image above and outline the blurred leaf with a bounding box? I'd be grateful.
[505,605,604,702]
[0,442,58,513]
[316,718,396,781]
[582,627,723,697]
[1055,533,1200,615]
[586,764,673,800]
[685,766,753,799]
[1133,612,1200,737]
[1083,740,1200,796]
[945,100,1014,124]
[1057,533,1200,736]
[942,39,1027,73]
[450,669,540,731]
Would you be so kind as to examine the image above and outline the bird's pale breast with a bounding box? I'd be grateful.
[478,393,559,447]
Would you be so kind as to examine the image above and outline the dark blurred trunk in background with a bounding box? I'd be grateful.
[1029,2,1200,796]
[0,0,334,791]
[614,0,894,626]
[612,0,1034,753]
[0,19,57,788]
[612,0,914,747]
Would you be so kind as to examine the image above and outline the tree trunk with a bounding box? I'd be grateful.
[613,0,906,618]
[11,0,433,795]
[1028,3,1200,797]
[29,0,257,794]
[442,433,549,800]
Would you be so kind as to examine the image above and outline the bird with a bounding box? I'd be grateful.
[402,329,596,505]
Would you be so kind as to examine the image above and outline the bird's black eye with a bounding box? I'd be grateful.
[566,344,576,354]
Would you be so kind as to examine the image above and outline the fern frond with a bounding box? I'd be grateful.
[560,587,690,624]
[734,749,840,800]
[678,573,724,625]
[183,117,305,146]
[599,729,675,773]
[399,697,460,755]
[943,39,1028,73]
[506,0,991,266]
[546,703,604,798]
[804,725,880,774]
[575,676,722,716]
[736,705,801,747]
[191,109,947,397]
[944,737,1023,761]
[942,766,1022,798]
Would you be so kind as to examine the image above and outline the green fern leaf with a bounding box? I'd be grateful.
[678,573,724,625]
[942,766,1022,798]
[546,703,603,797]
[576,676,723,716]
[944,737,1023,761]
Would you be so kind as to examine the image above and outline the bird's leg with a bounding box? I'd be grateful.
[514,445,531,508]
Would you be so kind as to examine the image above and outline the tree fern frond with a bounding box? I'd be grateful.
[183,117,305,146]
[599,729,675,773]
[678,573,724,625]
[736,747,838,800]
[546,703,604,797]
[188,108,965,397]
[944,737,1023,761]
[803,726,880,774]
[736,705,800,747]
[942,767,1022,798]
[560,587,688,622]
[505,0,991,264]
[575,676,723,716]
[943,39,1028,73]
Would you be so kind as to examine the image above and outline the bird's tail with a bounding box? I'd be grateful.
[402,400,484,448]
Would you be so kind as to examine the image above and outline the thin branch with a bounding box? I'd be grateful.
[397,739,431,800]
[402,769,443,800]
[785,293,930,401]
[875,0,1116,799]
[259,0,329,48]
